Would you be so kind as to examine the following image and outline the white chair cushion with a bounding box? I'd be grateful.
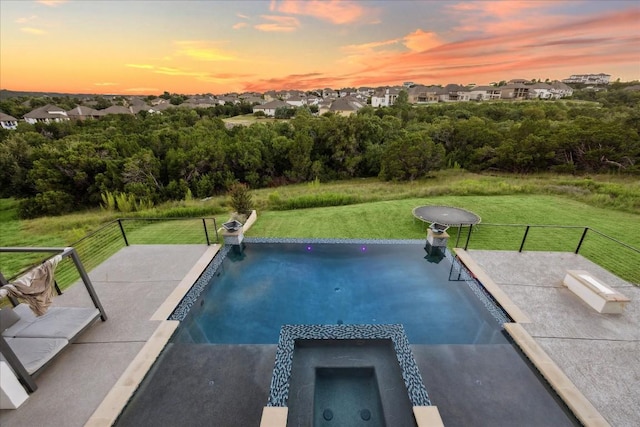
[1,337,68,374]
[2,304,99,340]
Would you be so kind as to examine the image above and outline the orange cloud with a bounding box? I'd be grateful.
[233,22,248,30]
[270,0,372,25]
[403,30,443,52]
[20,27,46,35]
[94,82,118,86]
[173,40,236,61]
[155,67,208,77]
[255,15,300,32]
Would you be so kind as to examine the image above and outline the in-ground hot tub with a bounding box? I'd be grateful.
[264,324,434,426]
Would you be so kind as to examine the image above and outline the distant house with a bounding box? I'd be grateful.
[183,97,217,108]
[101,105,134,115]
[407,85,442,104]
[529,83,554,99]
[499,84,531,99]
[23,104,69,124]
[328,97,364,116]
[317,99,333,115]
[242,96,265,105]
[549,81,573,98]
[252,99,289,117]
[263,91,278,102]
[439,84,470,102]
[217,96,239,105]
[130,103,154,114]
[322,88,338,99]
[286,95,305,107]
[466,86,502,101]
[306,95,321,106]
[562,73,611,85]
[357,87,374,97]
[66,106,104,120]
[0,112,19,130]
[371,87,402,107]
[151,102,176,112]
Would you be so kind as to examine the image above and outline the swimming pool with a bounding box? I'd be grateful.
[170,239,510,345]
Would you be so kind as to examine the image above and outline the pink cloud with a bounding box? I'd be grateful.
[251,6,639,91]
[233,22,248,30]
[446,1,567,35]
[270,0,373,25]
[36,0,67,6]
[255,15,300,32]
[342,38,401,54]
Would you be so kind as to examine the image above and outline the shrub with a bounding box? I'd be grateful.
[228,182,253,215]
[18,191,75,218]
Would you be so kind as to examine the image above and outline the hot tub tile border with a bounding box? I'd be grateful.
[267,324,431,408]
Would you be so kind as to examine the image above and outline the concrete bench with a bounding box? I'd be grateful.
[563,270,630,314]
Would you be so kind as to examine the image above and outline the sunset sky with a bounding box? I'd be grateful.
[1,0,639,95]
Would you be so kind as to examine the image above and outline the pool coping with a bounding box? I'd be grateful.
[84,244,221,427]
[85,212,258,427]
[84,240,603,427]
[454,248,611,427]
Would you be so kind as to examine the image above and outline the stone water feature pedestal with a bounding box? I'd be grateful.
[221,220,244,245]
[427,224,450,248]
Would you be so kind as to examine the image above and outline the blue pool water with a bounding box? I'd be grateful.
[171,241,509,345]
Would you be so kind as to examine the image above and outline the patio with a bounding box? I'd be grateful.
[0,244,637,426]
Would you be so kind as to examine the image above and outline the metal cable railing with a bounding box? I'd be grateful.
[2,217,219,290]
[455,223,640,285]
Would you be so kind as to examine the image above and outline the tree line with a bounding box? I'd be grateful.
[1,92,638,218]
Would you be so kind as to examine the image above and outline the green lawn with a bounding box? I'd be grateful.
[2,174,639,285]
[247,195,640,246]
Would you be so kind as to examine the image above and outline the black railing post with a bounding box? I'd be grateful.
[117,219,129,246]
[455,224,462,247]
[202,218,210,246]
[464,224,473,250]
[575,227,589,254]
[68,248,108,321]
[519,226,530,252]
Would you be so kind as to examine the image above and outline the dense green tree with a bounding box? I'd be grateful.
[380,131,445,180]
[2,92,638,218]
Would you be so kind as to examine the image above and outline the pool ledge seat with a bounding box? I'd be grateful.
[414,406,445,427]
[563,270,630,314]
[259,407,288,427]
[258,406,444,427]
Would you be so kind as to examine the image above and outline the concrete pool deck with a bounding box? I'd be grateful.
[0,245,637,426]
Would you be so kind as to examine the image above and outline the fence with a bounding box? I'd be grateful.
[2,217,219,291]
[451,223,640,285]
[3,218,638,292]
